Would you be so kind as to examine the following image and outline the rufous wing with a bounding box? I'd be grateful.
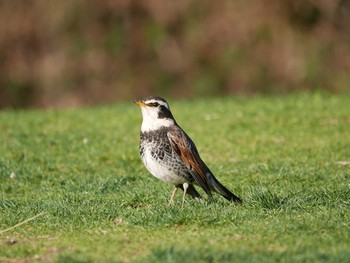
[167,128,212,196]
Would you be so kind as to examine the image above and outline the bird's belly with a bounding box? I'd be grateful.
[141,149,188,185]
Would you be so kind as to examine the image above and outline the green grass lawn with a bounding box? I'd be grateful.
[0,93,349,262]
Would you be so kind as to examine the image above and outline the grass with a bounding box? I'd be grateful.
[0,92,349,262]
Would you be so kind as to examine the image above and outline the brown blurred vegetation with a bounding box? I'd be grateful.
[1,0,350,108]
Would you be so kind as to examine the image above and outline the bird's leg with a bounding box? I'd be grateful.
[182,183,189,208]
[168,187,178,206]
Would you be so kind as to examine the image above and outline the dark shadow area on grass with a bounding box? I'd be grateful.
[246,185,350,211]
[136,246,350,263]
[56,255,123,263]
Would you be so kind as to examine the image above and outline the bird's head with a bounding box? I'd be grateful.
[134,96,175,131]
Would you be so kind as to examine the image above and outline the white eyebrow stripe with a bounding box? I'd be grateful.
[145,99,169,109]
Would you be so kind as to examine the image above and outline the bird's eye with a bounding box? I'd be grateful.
[148,102,159,107]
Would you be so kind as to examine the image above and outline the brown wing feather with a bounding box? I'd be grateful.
[167,127,212,196]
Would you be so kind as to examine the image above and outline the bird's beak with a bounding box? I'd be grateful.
[134,99,146,107]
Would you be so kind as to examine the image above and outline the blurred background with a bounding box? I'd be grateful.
[1,0,350,109]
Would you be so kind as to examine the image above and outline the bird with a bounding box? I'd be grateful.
[134,96,242,207]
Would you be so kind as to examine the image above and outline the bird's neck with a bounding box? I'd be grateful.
[141,117,175,132]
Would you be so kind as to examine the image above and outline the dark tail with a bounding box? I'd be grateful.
[207,173,242,204]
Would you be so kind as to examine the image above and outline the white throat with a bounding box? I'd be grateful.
[140,106,174,132]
